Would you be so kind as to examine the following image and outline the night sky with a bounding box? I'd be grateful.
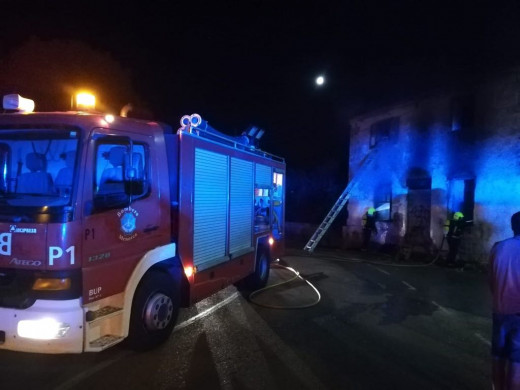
[2,1,520,170]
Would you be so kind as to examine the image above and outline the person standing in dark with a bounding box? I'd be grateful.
[444,211,465,268]
[362,207,376,251]
[489,211,520,390]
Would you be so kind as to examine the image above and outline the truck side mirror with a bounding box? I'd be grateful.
[124,179,145,196]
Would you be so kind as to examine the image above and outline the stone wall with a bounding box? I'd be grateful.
[345,69,520,263]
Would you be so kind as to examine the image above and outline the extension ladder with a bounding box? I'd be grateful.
[303,150,378,253]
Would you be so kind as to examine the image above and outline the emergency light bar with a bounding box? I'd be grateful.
[76,92,96,110]
[3,94,35,112]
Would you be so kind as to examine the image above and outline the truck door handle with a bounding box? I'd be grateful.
[144,225,159,233]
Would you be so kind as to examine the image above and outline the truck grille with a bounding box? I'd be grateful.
[0,269,15,286]
[0,268,35,309]
[0,268,82,308]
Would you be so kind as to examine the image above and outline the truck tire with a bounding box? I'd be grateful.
[239,246,270,292]
[127,271,179,351]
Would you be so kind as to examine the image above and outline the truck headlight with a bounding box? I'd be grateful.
[17,318,71,339]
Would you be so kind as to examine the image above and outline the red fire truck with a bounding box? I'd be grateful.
[0,94,285,353]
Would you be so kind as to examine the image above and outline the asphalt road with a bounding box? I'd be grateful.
[0,249,492,390]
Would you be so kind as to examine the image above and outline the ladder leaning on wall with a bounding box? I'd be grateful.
[303,148,379,253]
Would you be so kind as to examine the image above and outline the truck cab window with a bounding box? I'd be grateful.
[94,140,149,210]
[0,129,79,207]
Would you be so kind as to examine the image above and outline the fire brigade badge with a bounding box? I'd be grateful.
[118,206,139,241]
[121,212,136,234]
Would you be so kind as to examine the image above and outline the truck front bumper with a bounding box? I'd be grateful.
[0,298,84,354]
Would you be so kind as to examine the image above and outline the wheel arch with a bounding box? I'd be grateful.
[255,234,271,259]
[121,243,183,338]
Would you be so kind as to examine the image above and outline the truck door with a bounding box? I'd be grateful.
[81,130,165,303]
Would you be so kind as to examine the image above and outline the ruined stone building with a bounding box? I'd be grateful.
[344,69,520,263]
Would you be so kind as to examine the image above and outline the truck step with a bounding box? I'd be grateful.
[86,306,123,323]
[89,335,124,351]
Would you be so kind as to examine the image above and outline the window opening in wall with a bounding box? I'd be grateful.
[451,95,475,132]
[448,178,475,222]
[369,117,399,148]
[374,183,392,221]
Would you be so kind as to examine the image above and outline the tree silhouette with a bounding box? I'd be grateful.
[0,37,150,117]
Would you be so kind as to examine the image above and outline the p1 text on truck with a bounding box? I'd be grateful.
[0,94,285,353]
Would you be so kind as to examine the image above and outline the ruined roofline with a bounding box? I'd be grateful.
[349,66,520,122]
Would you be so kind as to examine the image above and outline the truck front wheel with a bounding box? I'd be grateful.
[127,271,179,351]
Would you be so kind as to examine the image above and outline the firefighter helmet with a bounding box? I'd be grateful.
[453,211,464,220]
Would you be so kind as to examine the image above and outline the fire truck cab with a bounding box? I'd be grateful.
[0,94,285,353]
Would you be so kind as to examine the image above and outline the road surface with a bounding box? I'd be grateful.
[0,249,492,389]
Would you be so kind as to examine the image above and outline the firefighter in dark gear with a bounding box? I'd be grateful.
[362,207,377,251]
[444,211,465,268]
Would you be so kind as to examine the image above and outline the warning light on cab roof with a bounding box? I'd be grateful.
[2,94,35,113]
[76,92,96,110]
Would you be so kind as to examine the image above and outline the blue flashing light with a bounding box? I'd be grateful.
[180,115,191,127]
[190,114,201,126]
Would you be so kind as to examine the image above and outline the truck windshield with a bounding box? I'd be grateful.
[0,129,79,207]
